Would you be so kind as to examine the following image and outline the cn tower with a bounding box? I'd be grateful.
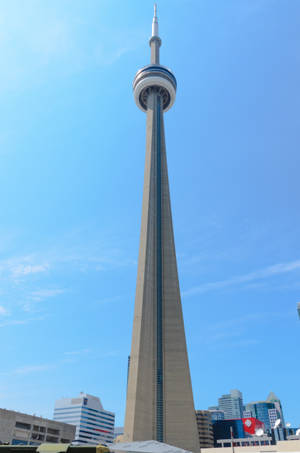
[123,6,200,452]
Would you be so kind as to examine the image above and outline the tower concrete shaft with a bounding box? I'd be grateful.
[124,7,200,453]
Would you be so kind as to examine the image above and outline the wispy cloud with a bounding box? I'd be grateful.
[96,296,121,305]
[2,348,117,377]
[183,259,300,296]
[11,264,48,277]
[30,288,65,302]
[207,311,294,332]
[0,306,9,316]
[14,364,55,375]
[0,255,49,281]
[64,349,91,356]
[0,315,47,328]
[195,310,295,351]
[208,338,260,351]
[20,288,66,312]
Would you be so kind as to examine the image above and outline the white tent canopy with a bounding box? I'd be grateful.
[110,441,192,453]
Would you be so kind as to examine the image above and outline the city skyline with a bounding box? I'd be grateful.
[0,0,299,430]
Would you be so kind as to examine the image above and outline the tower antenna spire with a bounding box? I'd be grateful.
[152,3,159,37]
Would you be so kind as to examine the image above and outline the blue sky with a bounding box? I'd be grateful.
[0,0,299,428]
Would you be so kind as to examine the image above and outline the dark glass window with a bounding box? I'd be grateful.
[15,422,31,430]
[46,435,59,443]
[47,428,59,435]
[31,433,44,441]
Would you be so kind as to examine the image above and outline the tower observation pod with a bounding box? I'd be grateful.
[124,6,200,453]
[133,5,176,112]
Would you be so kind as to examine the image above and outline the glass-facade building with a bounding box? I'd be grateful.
[212,419,245,446]
[53,393,115,445]
[245,402,279,431]
[266,392,285,427]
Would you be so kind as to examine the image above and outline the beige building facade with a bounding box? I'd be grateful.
[0,408,75,446]
[195,411,214,449]
[201,439,300,453]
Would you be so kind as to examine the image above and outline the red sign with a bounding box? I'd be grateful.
[242,417,265,435]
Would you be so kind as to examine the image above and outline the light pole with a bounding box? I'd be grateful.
[230,426,235,453]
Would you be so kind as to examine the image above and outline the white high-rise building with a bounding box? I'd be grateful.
[53,393,115,445]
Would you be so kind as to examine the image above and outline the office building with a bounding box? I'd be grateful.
[212,419,245,446]
[218,389,244,420]
[245,401,280,431]
[268,408,278,429]
[54,393,114,445]
[266,392,285,427]
[195,411,214,449]
[0,408,75,445]
[123,6,199,452]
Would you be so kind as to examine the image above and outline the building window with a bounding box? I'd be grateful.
[47,428,60,436]
[46,435,59,443]
[33,425,46,433]
[12,439,28,445]
[60,439,70,444]
[15,422,31,430]
[31,433,44,441]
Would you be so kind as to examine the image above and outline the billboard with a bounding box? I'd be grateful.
[242,417,265,435]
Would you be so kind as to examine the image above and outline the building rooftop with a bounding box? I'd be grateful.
[0,408,72,428]
[267,392,280,402]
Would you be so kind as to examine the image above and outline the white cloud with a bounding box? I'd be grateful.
[0,306,9,316]
[0,316,47,328]
[0,255,49,281]
[11,264,48,277]
[14,364,54,375]
[183,259,300,296]
[30,288,65,302]
[21,288,65,312]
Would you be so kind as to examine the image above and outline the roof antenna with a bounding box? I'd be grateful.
[152,4,159,37]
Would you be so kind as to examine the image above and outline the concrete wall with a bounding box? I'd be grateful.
[202,439,300,453]
[0,408,75,445]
